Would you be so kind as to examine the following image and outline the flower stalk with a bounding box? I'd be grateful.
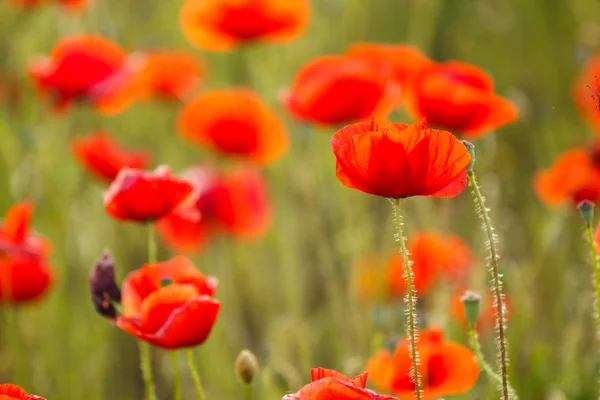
[391,197,422,400]
[170,351,182,400]
[463,141,510,400]
[579,201,600,350]
[187,349,208,400]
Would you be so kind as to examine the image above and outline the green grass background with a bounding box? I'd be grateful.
[0,0,600,399]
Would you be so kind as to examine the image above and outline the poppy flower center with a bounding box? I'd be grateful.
[424,353,448,388]
[216,8,292,39]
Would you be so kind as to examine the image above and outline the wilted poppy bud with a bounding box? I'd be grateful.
[89,250,122,319]
[578,200,595,226]
[235,349,259,384]
[462,140,476,173]
[460,290,481,327]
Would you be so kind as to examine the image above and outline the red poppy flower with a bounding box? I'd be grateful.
[179,89,288,164]
[575,54,600,133]
[117,256,220,349]
[331,118,471,198]
[157,166,220,253]
[28,34,140,114]
[451,289,510,332]
[346,43,431,103]
[180,0,310,51]
[0,384,46,400]
[58,0,89,12]
[8,0,46,8]
[283,367,398,400]
[72,131,150,182]
[407,61,518,139]
[281,55,402,125]
[0,202,53,303]
[388,232,473,297]
[534,146,600,206]
[137,50,204,101]
[104,166,195,223]
[367,327,478,399]
[157,165,271,252]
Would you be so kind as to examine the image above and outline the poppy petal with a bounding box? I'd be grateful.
[2,202,33,243]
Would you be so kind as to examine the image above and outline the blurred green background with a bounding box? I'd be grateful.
[1,0,600,399]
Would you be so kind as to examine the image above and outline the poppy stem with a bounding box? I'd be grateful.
[186,349,207,400]
[466,169,511,400]
[139,341,158,400]
[147,223,158,265]
[245,383,253,400]
[468,327,510,392]
[582,213,600,355]
[170,351,182,400]
[391,198,422,400]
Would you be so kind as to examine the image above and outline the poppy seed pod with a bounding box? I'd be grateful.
[579,200,595,225]
[461,140,476,173]
[460,291,482,327]
[235,349,260,384]
[89,250,122,319]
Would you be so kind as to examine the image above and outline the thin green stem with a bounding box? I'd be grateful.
[139,341,157,400]
[467,171,510,400]
[245,383,252,400]
[392,198,422,400]
[469,328,504,386]
[147,223,157,265]
[170,352,182,400]
[187,349,207,400]
[585,225,600,337]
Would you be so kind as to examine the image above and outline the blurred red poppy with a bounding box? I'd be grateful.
[533,147,600,206]
[283,367,397,400]
[281,55,401,125]
[574,54,600,133]
[346,43,431,103]
[0,202,53,303]
[331,118,471,198]
[9,0,46,8]
[367,327,478,399]
[388,232,473,297]
[117,256,220,349]
[0,384,46,400]
[407,61,518,139]
[104,166,195,223]
[180,0,310,51]
[451,289,510,332]
[72,131,150,182]
[157,165,271,252]
[179,89,288,164]
[58,0,88,12]
[28,34,140,114]
[137,50,204,101]
[157,166,220,253]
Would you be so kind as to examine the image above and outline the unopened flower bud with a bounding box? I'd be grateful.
[89,250,122,319]
[235,349,259,384]
[578,200,595,226]
[462,140,476,172]
[460,291,481,327]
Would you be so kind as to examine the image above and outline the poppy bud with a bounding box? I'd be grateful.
[89,250,122,319]
[461,140,476,173]
[235,349,259,384]
[578,200,595,226]
[460,290,481,327]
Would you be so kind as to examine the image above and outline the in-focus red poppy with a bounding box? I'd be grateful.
[367,327,478,399]
[179,89,288,164]
[281,55,402,125]
[116,256,220,349]
[331,118,471,198]
[283,367,397,400]
[574,54,600,133]
[451,289,510,332]
[0,384,46,400]
[28,34,140,114]
[137,50,204,101]
[346,43,431,102]
[388,232,473,297]
[157,166,220,253]
[180,0,310,51]
[407,61,518,139]
[104,166,195,223]
[72,131,150,182]
[0,202,53,303]
[533,146,600,206]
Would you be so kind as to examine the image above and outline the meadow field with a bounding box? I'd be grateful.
[1,0,600,399]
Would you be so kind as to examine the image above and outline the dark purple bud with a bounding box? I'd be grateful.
[89,250,122,319]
